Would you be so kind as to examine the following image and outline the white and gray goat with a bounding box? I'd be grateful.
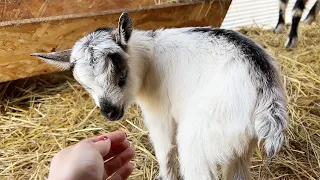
[32,12,288,180]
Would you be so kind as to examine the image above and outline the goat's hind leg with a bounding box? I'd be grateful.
[222,140,256,180]
[304,0,320,24]
[177,116,218,180]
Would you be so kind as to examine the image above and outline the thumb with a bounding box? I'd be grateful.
[94,136,111,157]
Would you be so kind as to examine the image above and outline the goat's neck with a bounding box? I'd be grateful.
[127,30,157,100]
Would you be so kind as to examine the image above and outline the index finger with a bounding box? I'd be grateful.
[90,131,127,145]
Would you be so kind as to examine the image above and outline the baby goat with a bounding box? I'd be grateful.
[274,0,320,48]
[32,12,288,180]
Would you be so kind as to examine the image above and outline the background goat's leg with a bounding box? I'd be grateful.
[286,0,308,48]
[304,0,320,24]
[274,0,289,33]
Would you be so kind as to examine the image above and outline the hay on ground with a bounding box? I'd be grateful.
[0,18,319,180]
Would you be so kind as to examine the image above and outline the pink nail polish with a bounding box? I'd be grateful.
[98,136,108,141]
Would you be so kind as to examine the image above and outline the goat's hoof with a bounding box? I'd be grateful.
[273,24,285,34]
[155,175,183,180]
[285,37,298,48]
[155,175,163,180]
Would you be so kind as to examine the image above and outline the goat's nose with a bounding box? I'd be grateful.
[100,107,121,121]
[107,108,118,120]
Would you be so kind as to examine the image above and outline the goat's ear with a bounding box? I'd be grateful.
[117,12,133,45]
[31,49,72,70]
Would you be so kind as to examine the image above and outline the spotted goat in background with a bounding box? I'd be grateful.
[32,12,288,180]
[274,0,320,48]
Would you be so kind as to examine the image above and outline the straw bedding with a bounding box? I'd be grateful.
[0,18,319,180]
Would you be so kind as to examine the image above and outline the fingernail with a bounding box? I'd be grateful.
[98,136,108,141]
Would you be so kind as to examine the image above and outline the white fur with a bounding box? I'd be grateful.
[129,29,257,180]
[126,28,286,179]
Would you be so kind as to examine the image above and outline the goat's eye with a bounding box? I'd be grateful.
[118,70,127,87]
[119,70,127,80]
[92,57,98,63]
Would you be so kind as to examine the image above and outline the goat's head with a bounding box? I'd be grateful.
[31,12,135,121]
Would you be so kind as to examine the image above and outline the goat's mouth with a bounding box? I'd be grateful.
[112,108,124,121]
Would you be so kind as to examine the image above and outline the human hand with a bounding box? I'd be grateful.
[48,131,135,180]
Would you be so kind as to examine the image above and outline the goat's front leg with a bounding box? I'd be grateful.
[142,109,178,180]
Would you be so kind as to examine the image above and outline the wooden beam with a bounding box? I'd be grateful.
[0,0,155,21]
[0,1,232,83]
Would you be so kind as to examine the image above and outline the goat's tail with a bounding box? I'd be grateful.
[253,78,288,159]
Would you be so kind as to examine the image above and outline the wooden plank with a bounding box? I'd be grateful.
[0,0,155,21]
[0,1,232,83]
